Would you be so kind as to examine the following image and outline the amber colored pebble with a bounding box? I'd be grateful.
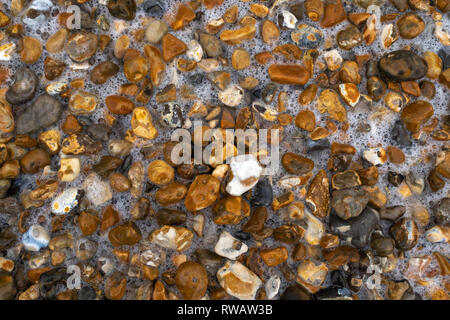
[295,110,316,132]
[401,81,421,97]
[387,146,405,164]
[162,34,187,62]
[260,247,288,267]
[78,211,99,236]
[101,206,120,232]
[255,51,274,65]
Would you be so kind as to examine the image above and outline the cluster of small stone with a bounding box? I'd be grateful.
[0,0,449,301]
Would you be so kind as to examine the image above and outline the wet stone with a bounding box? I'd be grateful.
[401,100,434,132]
[19,36,42,64]
[282,153,314,175]
[331,188,369,220]
[91,61,119,84]
[337,25,363,50]
[330,207,379,248]
[291,24,323,49]
[397,13,425,39]
[175,261,208,300]
[65,32,98,63]
[390,218,419,251]
[155,208,186,226]
[5,67,38,105]
[379,50,428,81]
[16,94,62,135]
[107,0,136,21]
[250,179,273,207]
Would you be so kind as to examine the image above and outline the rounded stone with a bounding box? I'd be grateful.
[91,61,119,84]
[105,95,135,114]
[397,13,425,39]
[232,48,251,70]
[19,36,42,64]
[175,261,208,300]
[378,50,428,81]
[107,0,136,21]
[282,152,314,175]
[20,148,51,174]
[65,32,98,63]
[147,160,174,186]
[5,67,38,105]
[185,174,221,212]
[337,24,363,50]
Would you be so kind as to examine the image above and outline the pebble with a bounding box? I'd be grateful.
[69,90,98,115]
[155,182,187,206]
[265,275,281,299]
[124,55,148,82]
[218,85,244,107]
[401,100,434,132]
[5,67,38,105]
[65,32,98,63]
[104,272,127,300]
[162,33,187,61]
[22,225,50,251]
[296,259,328,293]
[331,189,369,220]
[213,195,250,225]
[338,83,360,107]
[320,0,347,28]
[83,173,112,206]
[198,32,222,58]
[0,100,14,135]
[155,208,186,226]
[379,50,428,81]
[363,147,387,166]
[269,64,310,85]
[20,148,50,174]
[337,25,363,50]
[214,231,248,260]
[317,89,347,122]
[226,155,262,196]
[260,247,288,267]
[423,51,443,80]
[131,107,158,139]
[19,36,42,64]
[330,207,378,248]
[220,25,256,45]
[107,0,136,20]
[175,261,208,300]
[217,260,262,300]
[105,95,135,114]
[51,187,80,215]
[306,170,330,219]
[91,61,119,84]
[304,0,324,21]
[108,222,142,247]
[0,272,16,300]
[16,94,62,134]
[390,218,419,250]
[282,152,314,175]
[250,179,273,207]
[145,19,168,44]
[397,13,425,39]
[232,48,251,70]
[147,160,174,186]
[150,226,193,252]
[424,225,449,243]
[46,28,68,53]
